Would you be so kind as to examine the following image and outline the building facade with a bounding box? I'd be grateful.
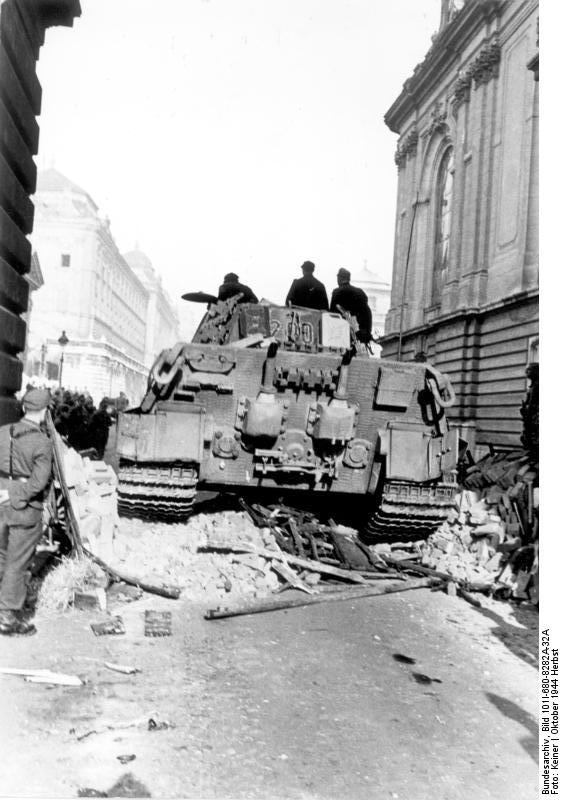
[26,169,180,403]
[381,0,538,448]
[0,0,81,425]
[124,249,181,367]
[352,264,391,355]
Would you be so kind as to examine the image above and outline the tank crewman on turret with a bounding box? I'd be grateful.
[218,273,258,304]
[0,388,53,636]
[285,261,329,311]
[330,268,373,343]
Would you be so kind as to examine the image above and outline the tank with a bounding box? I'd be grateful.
[115,294,460,539]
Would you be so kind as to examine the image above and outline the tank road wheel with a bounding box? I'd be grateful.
[363,480,458,542]
[117,463,199,522]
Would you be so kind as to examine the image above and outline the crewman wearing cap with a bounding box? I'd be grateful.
[217,273,258,304]
[330,268,373,344]
[0,388,53,636]
[285,261,329,311]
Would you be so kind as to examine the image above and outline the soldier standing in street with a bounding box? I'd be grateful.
[285,261,329,310]
[330,268,373,344]
[0,388,53,636]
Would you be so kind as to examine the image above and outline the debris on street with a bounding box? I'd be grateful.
[144,610,172,637]
[147,718,175,731]
[0,667,83,687]
[205,576,439,620]
[90,616,126,636]
[38,436,538,625]
[73,718,147,742]
[104,662,141,675]
[38,554,107,613]
[416,450,538,603]
[116,754,136,765]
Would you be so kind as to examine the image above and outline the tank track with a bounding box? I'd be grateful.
[364,480,458,542]
[117,462,199,521]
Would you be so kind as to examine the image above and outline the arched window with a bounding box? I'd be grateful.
[431,147,454,305]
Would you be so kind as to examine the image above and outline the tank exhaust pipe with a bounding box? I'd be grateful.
[333,348,354,402]
[260,340,279,395]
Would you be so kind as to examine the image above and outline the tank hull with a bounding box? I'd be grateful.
[116,301,459,537]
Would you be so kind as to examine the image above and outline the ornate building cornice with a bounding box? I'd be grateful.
[394,127,419,169]
[451,37,501,116]
[471,39,501,87]
[421,102,449,139]
[385,0,504,134]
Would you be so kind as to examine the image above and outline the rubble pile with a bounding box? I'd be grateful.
[113,511,280,602]
[45,443,538,612]
[62,445,119,563]
[418,450,538,603]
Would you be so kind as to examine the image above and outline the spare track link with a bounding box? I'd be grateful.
[364,479,457,542]
[117,463,198,521]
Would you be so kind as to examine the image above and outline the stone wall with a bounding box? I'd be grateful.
[0,0,81,424]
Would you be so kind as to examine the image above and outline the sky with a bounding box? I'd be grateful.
[35,0,441,329]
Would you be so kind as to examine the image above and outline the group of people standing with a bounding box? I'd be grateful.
[216,262,373,344]
[50,389,129,458]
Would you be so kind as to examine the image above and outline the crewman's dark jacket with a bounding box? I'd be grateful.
[218,282,258,304]
[285,275,329,311]
[330,283,372,335]
[0,419,53,511]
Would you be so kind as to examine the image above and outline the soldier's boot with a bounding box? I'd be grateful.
[0,609,36,636]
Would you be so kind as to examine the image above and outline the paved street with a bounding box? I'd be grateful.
[0,583,537,799]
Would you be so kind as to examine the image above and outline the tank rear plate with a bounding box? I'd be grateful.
[117,407,205,463]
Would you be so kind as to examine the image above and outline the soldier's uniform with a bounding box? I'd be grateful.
[285,273,329,311]
[218,273,258,304]
[330,269,373,343]
[0,389,53,635]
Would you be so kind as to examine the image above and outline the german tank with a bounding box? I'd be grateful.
[115,294,459,539]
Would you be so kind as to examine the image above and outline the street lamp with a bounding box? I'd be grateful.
[58,330,69,388]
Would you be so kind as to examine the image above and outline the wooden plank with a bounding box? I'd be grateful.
[205,578,437,620]
[0,351,22,391]
[0,255,29,312]
[205,540,366,584]
[0,305,26,351]
[0,96,36,192]
[0,206,31,273]
[0,45,39,152]
[0,2,41,111]
[0,151,34,232]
